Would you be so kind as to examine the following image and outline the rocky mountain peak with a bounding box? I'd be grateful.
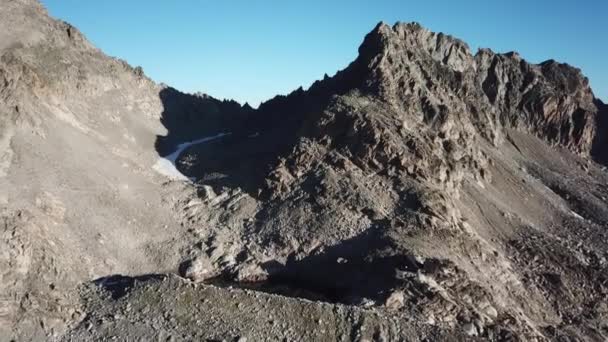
[246,23,604,205]
[369,22,472,68]
[344,22,600,157]
[338,21,472,98]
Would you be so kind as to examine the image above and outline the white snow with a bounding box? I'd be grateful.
[153,132,230,181]
[570,210,584,220]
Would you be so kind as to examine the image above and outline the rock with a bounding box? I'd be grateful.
[234,263,269,283]
[462,323,478,337]
[473,318,484,334]
[482,305,498,320]
[199,185,217,200]
[384,291,405,311]
[358,297,376,308]
[179,257,218,282]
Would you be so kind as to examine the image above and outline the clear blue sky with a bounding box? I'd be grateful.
[42,0,607,107]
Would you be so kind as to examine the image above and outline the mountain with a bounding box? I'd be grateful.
[1,1,607,341]
[167,22,608,341]
[0,1,248,340]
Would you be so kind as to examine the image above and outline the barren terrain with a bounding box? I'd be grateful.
[1,1,608,341]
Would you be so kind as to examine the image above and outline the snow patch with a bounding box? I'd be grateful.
[153,133,230,181]
[570,210,584,220]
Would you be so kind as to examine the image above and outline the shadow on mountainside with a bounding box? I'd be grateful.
[93,274,167,299]
[259,226,415,304]
[93,227,419,305]
[154,87,250,156]
[153,84,336,198]
[154,87,272,196]
[196,226,418,305]
[591,99,608,165]
[153,37,376,197]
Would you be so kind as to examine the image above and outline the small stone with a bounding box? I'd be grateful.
[200,185,217,200]
[359,297,376,308]
[462,322,478,336]
[179,256,218,282]
[384,291,405,310]
[482,305,498,320]
[234,263,268,283]
[414,255,426,265]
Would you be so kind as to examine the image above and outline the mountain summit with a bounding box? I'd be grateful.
[2,2,608,341]
[164,21,608,341]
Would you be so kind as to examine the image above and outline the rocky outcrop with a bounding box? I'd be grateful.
[475,52,597,152]
[233,22,602,203]
[172,22,608,341]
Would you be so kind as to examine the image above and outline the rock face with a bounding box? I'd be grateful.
[2,3,608,342]
[0,1,248,340]
[172,22,608,341]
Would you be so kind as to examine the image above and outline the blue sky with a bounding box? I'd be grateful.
[42,0,607,107]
